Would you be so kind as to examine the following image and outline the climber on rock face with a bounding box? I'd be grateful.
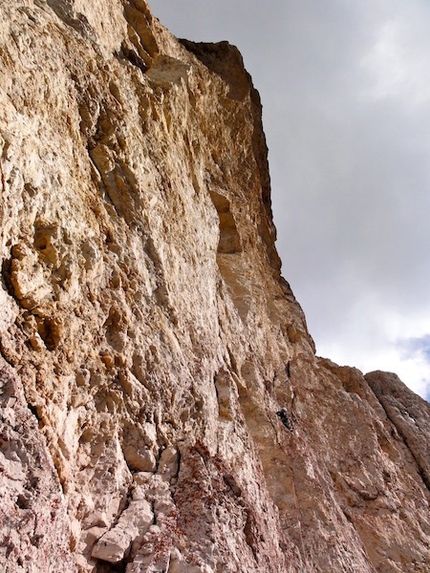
[277,408,293,430]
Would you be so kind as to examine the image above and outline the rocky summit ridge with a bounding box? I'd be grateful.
[0,1,429,572]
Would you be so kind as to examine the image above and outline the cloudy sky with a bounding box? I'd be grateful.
[149,0,430,401]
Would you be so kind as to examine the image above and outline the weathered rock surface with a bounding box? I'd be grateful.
[0,1,429,572]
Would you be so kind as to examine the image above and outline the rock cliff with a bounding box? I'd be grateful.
[0,2,429,572]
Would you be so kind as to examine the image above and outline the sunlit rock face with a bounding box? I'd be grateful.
[0,2,429,572]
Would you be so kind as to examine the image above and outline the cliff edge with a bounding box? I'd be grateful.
[0,2,429,572]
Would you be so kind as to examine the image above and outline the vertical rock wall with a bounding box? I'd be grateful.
[0,2,429,572]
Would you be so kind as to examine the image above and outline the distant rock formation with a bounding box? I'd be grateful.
[0,2,429,571]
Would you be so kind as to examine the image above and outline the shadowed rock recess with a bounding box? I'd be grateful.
[0,2,429,572]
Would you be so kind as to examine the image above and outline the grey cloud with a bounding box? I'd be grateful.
[149,1,430,398]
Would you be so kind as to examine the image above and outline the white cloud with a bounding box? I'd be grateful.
[360,16,430,107]
[316,293,430,398]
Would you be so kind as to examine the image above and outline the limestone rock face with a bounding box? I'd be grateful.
[0,2,429,572]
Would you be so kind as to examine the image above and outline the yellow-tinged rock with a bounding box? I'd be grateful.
[0,2,429,572]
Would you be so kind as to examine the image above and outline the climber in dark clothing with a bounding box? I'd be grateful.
[277,408,293,431]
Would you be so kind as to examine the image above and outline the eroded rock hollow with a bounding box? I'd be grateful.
[0,1,429,572]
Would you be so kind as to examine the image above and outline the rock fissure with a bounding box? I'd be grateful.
[366,371,430,493]
[115,43,149,74]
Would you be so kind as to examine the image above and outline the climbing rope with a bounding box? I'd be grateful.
[270,411,310,570]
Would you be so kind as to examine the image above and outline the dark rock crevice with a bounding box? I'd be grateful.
[365,370,430,493]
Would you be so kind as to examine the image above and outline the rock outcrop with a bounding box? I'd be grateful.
[0,1,429,572]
